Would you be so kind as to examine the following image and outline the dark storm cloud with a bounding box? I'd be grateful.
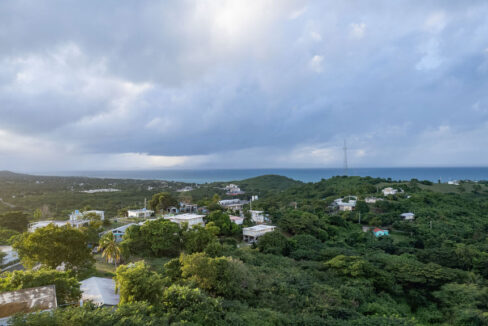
[0,0,488,169]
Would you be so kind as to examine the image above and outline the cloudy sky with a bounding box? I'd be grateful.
[1,0,488,171]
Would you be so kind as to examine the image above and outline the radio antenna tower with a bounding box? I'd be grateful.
[343,139,348,176]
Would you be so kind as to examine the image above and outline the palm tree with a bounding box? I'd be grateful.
[99,232,121,268]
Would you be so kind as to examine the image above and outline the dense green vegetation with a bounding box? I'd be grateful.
[2,173,488,325]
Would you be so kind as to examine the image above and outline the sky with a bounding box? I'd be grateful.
[1,0,488,171]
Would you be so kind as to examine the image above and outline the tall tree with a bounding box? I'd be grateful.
[99,232,121,267]
[12,224,94,271]
[115,261,164,305]
[148,192,178,212]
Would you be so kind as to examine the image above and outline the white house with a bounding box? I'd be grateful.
[230,215,244,225]
[166,214,205,228]
[69,210,84,221]
[84,210,105,220]
[80,277,119,307]
[334,196,357,211]
[249,210,265,223]
[365,197,383,204]
[219,199,249,212]
[448,180,460,185]
[28,219,89,232]
[243,225,276,243]
[400,212,415,221]
[127,208,154,218]
[382,187,398,196]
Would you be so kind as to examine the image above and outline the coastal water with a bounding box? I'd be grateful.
[42,167,488,184]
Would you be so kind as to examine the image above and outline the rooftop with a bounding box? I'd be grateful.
[80,277,119,306]
[0,285,57,318]
[169,214,205,220]
[243,225,275,232]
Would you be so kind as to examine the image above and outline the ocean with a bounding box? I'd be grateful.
[41,167,488,184]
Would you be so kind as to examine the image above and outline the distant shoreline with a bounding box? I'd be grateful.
[22,167,488,184]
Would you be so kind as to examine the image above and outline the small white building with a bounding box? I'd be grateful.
[84,210,105,220]
[382,187,398,196]
[365,197,383,204]
[80,277,119,307]
[28,220,89,232]
[400,212,415,220]
[243,225,276,243]
[127,208,154,218]
[334,196,357,211]
[219,199,249,212]
[166,214,205,228]
[230,215,244,225]
[448,180,460,185]
[69,210,84,221]
[249,210,265,223]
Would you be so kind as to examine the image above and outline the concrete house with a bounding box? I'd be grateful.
[219,199,249,213]
[243,225,276,243]
[365,197,383,204]
[401,212,415,220]
[166,214,205,228]
[84,210,105,220]
[249,210,265,223]
[230,215,244,225]
[334,196,357,211]
[127,208,154,218]
[382,187,398,196]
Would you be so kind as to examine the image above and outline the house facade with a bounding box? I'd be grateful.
[249,210,265,223]
[243,225,276,243]
[382,187,398,196]
[166,214,205,228]
[127,208,154,218]
[401,212,415,220]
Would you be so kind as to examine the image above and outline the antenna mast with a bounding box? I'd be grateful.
[343,139,348,176]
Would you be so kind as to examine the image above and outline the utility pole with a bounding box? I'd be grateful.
[358,212,361,224]
[343,139,348,176]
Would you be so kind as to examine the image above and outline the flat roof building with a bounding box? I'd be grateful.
[166,214,205,228]
[243,225,276,243]
[0,285,57,324]
[230,215,244,225]
[249,210,265,223]
[127,208,154,218]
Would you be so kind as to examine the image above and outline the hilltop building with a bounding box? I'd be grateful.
[249,210,265,223]
[230,215,244,225]
[401,212,415,220]
[127,208,154,218]
[382,187,398,196]
[333,196,357,211]
[243,225,276,243]
[165,214,205,228]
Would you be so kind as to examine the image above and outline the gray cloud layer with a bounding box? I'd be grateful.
[1,0,488,170]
